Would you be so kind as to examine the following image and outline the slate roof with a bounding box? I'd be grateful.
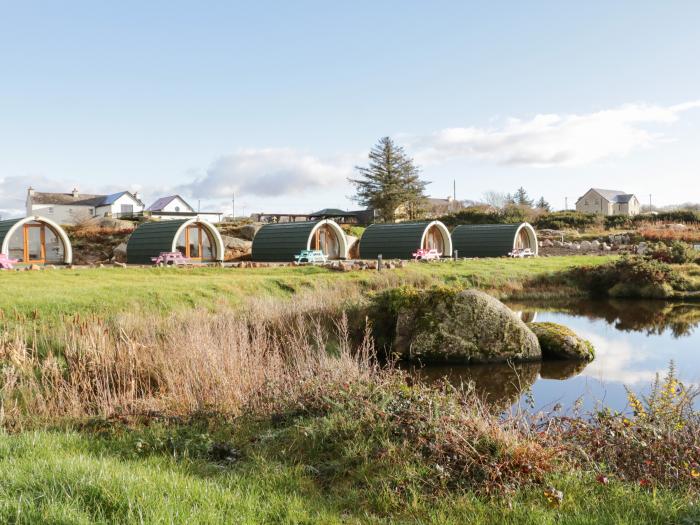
[147,195,193,212]
[582,188,637,204]
[29,190,143,207]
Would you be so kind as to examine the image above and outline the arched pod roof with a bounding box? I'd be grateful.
[126,218,224,264]
[251,220,348,262]
[0,216,73,264]
[451,222,538,258]
[359,221,452,260]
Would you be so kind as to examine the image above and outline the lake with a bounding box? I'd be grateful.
[412,299,700,413]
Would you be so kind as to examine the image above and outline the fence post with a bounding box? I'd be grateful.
[377,254,383,271]
[454,249,459,261]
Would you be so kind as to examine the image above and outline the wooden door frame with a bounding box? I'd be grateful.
[24,224,46,264]
[183,224,214,260]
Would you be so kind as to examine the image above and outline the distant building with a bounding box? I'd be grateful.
[575,188,641,216]
[146,195,223,223]
[26,187,145,224]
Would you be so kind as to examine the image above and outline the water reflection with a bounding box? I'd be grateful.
[412,299,700,413]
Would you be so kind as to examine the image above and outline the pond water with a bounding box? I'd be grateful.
[411,299,700,413]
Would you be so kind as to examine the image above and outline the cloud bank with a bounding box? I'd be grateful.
[177,148,352,199]
[413,101,700,167]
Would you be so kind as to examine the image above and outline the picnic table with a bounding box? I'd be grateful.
[294,249,327,264]
[0,254,18,270]
[412,248,442,261]
[508,248,535,258]
[151,251,190,266]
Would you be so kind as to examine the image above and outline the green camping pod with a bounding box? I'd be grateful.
[358,221,452,260]
[127,218,225,264]
[0,216,73,265]
[451,222,538,257]
[251,220,348,262]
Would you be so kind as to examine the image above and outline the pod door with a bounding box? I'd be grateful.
[311,224,340,259]
[7,222,66,264]
[176,224,215,260]
[423,224,445,253]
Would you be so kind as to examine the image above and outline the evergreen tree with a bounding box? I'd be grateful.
[536,196,552,212]
[349,137,428,222]
[513,187,534,207]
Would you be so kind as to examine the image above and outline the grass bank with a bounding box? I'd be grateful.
[0,256,614,326]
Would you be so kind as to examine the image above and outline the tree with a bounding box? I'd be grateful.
[513,187,534,207]
[482,191,510,209]
[536,197,551,212]
[349,137,428,222]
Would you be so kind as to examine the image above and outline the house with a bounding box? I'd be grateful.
[575,188,641,216]
[393,196,463,222]
[26,187,145,224]
[146,195,224,223]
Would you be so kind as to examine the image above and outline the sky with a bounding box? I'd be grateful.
[1,1,699,218]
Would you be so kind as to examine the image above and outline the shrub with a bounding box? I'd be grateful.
[438,205,531,226]
[568,257,689,298]
[533,211,601,231]
[646,241,698,264]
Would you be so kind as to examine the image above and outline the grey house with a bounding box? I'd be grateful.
[575,188,641,216]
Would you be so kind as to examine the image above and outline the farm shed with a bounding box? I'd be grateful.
[251,220,348,262]
[126,218,225,264]
[0,216,73,265]
[359,221,452,260]
[451,223,538,257]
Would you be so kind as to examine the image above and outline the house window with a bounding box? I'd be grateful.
[584,200,588,205]
[48,207,54,214]
[120,204,134,215]
[88,208,94,215]
[175,206,181,212]
[68,209,73,215]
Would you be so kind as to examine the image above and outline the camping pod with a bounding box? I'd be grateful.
[127,218,225,264]
[251,220,348,262]
[451,222,538,258]
[359,221,452,260]
[0,216,73,265]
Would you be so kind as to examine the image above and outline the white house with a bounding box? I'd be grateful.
[26,187,145,224]
[146,195,224,223]
[575,188,641,216]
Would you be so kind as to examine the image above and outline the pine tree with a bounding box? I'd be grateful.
[514,187,534,207]
[536,196,552,212]
[349,137,428,222]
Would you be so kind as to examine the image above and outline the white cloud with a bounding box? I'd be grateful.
[579,331,660,386]
[176,148,352,199]
[412,101,700,167]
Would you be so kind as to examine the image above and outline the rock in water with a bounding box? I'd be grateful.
[529,322,595,361]
[394,289,541,364]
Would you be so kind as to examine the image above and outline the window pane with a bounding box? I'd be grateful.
[8,229,23,261]
[26,226,43,261]
[176,230,187,256]
[188,226,200,258]
[44,226,65,263]
[201,228,213,260]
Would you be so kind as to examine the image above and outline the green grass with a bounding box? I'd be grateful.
[0,256,614,324]
[0,426,695,525]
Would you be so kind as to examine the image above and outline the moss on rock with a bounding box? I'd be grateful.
[529,322,595,361]
[394,288,541,364]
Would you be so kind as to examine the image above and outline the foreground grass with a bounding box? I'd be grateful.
[0,424,695,525]
[0,256,614,324]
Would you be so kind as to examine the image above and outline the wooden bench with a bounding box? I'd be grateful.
[294,249,327,264]
[151,252,190,266]
[412,248,442,261]
[0,254,19,270]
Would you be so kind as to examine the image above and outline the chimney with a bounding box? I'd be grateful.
[28,186,35,197]
[72,188,79,198]
[134,191,141,202]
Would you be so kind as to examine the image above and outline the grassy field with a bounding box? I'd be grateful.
[0,256,614,323]
[2,254,699,524]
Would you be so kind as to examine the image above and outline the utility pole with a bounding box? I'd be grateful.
[232,192,235,219]
[649,194,652,211]
[198,199,201,212]
[565,197,568,211]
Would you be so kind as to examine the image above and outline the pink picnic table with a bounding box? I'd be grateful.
[0,254,18,270]
[412,248,442,261]
[151,252,190,266]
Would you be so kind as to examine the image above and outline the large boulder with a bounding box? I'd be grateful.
[346,235,360,259]
[529,322,595,361]
[113,242,128,263]
[238,224,263,241]
[221,236,252,261]
[394,289,541,364]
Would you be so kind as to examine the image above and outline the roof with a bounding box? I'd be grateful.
[29,190,144,207]
[147,195,194,212]
[451,223,538,258]
[308,208,352,216]
[581,188,637,204]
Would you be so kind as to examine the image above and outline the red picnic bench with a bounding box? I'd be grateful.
[0,254,19,270]
[151,252,190,266]
[412,248,442,261]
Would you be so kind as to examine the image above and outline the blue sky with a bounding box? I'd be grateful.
[1,1,699,216]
